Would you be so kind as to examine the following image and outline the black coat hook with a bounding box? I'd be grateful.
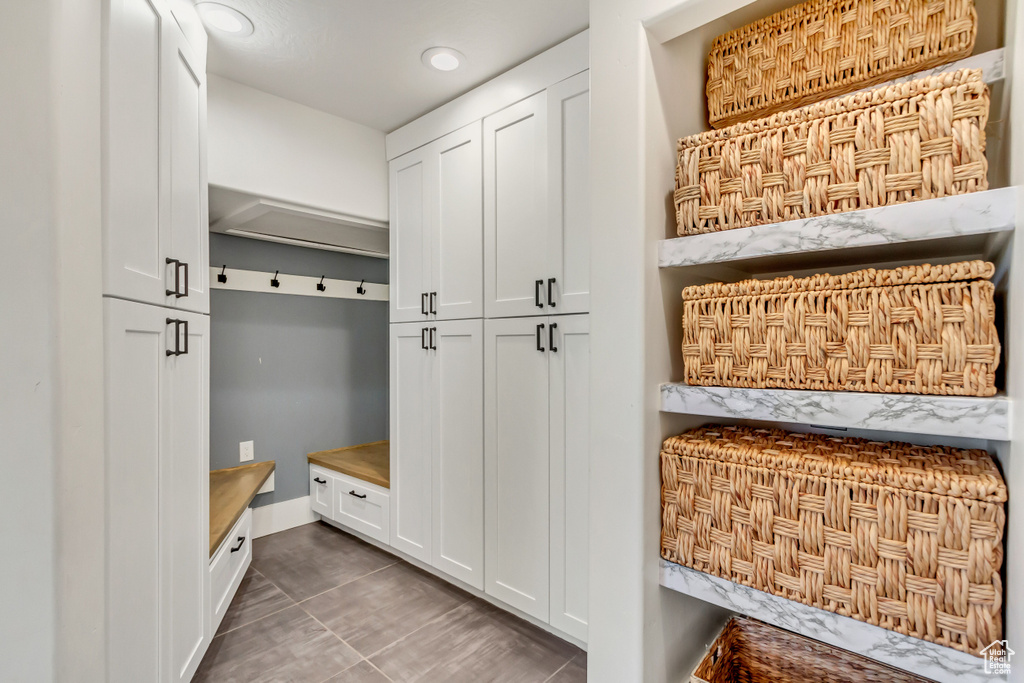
[271,270,280,288]
[356,279,366,295]
[317,276,326,292]
[217,265,227,283]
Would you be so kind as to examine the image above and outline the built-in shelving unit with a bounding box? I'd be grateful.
[659,383,1010,440]
[659,559,1001,683]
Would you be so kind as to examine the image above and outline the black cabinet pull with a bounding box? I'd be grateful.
[165,318,183,356]
[181,319,189,356]
[549,322,558,353]
[429,327,436,350]
[181,261,189,298]
[547,278,556,307]
[421,293,428,315]
[348,490,367,499]
[536,323,545,351]
[313,477,326,484]
[421,327,428,350]
[430,291,437,315]
[166,258,181,297]
[230,536,245,553]
[535,280,544,308]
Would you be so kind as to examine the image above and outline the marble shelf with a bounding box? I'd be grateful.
[660,560,1002,683]
[659,383,1010,440]
[659,187,1016,270]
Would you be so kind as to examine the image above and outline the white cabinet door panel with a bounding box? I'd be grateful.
[163,310,210,682]
[390,322,432,562]
[309,466,335,519]
[104,0,169,306]
[434,124,483,320]
[484,93,549,319]
[548,314,589,641]
[390,151,433,323]
[547,73,590,315]
[431,320,484,588]
[484,317,550,619]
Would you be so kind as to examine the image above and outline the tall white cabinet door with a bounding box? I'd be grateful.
[163,311,210,682]
[104,0,171,306]
[484,316,551,619]
[433,123,483,321]
[390,148,434,323]
[483,93,549,319]
[546,72,590,316]
[431,320,484,588]
[104,298,168,683]
[165,29,208,315]
[548,314,590,642]
[390,322,433,562]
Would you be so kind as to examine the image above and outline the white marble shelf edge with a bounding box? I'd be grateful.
[659,383,1010,440]
[659,187,1016,269]
[660,559,1002,683]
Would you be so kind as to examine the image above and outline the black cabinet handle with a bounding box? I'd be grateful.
[421,293,428,316]
[230,536,245,553]
[313,477,326,484]
[181,261,189,298]
[549,322,558,353]
[181,319,189,356]
[536,323,545,351]
[348,490,367,499]
[430,292,437,315]
[166,258,181,297]
[547,278,556,307]
[421,327,428,350]
[429,327,436,350]
[165,318,182,356]
[535,280,544,308]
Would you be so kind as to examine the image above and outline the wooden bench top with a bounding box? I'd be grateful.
[209,461,275,557]
[307,441,389,489]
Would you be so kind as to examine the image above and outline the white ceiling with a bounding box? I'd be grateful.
[200,0,589,132]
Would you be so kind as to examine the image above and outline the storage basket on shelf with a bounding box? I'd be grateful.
[706,0,977,129]
[690,617,931,682]
[676,69,989,236]
[661,424,1006,656]
[681,260,1000,396]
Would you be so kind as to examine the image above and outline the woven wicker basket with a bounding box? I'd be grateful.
[691,617,932,682]
[706,0,977,129]
[676,69,989,236]
[681,260,1000,396]
[662,425,1007,656]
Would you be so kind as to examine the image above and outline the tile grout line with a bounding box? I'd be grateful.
[362,657,396,682]
[541,653,579,683]
[298,601,368,682]
[212,566,300,638]
[295,561,399,605]
[361,596,475,661]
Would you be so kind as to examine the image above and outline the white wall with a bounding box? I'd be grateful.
[207,75,389,223]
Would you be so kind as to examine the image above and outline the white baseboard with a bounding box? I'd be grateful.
[251,495,319,539]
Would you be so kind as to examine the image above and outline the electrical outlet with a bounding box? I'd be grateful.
[239,440,254,462]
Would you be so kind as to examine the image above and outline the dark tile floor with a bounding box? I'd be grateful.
[195,521,587,683]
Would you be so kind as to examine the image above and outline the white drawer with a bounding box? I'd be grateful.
[310,465,335,519]
[333,473,390,544]
[210,507,252,633]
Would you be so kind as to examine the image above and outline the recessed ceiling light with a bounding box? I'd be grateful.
[422,47,464,72]
[195,2,254,36]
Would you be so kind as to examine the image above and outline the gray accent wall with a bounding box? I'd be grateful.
[209,233,389,507]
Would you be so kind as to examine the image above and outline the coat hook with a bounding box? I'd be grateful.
[271,270,280,288]
[317,276,326,292]
[356,279,366,295]
[217,265,227,283]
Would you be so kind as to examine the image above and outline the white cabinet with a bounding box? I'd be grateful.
[335,474,390,544]
[104,297,210,683]
[104,0,208,314]
[484,315,589,630]
[389,320,485,584]
[310,466,335,519]
[390,123,483,323]
[484,73,591,319]
[210,509,251,635]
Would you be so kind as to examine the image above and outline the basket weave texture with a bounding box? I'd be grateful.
[662,425,1006,656]
[691,617,932,682]
[681,260,1000,396]
[706,0,977,129]
[676,69,989,236]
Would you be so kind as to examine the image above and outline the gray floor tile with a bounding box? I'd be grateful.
[370,599,582,683]
[326,660,393,683]
[302,561,470,655]
[194,605,361,683]
[252,521,397,601]
[216,567,295,635]
[546,654,586,683]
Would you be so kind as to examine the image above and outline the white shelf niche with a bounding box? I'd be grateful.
[659,187,1016,269]
[659,383,1010,440]
[660,559,1003,683]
